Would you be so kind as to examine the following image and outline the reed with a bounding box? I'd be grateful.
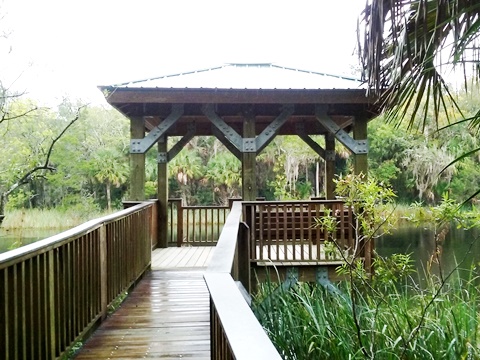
[1,208,110,229]
[254,267,480,359]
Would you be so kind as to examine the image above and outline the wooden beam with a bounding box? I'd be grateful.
[315,105,368,155]
[211,126,242,160]
[131,104,183,154]
[102,87,376,105]
[325,133,336,199]
[353,115,368,177]
[167,122,196,161]
[157,137,168,248]
[242,109,257,201]
[295,122,326,159]
[129,116,145,201]
[255,104,294,154]
[202,104,243,152]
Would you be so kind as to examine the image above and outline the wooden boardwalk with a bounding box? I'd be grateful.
[152,246,215,269]
[75,247,214,359]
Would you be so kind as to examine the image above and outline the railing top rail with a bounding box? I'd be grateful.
[242,199,346,205]
[181,205,230,210]
[0,201,155,267]
[204,272,282,360]
[205,201,282,359]
[206,201,243,274]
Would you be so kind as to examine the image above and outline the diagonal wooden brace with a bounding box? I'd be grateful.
[160,122,197,163]
[211,126,242,160]
[202,104,243,152]
[295,122,326,159]
[131,104,184,154]
[255,104,294,154]
[315,105,368,155]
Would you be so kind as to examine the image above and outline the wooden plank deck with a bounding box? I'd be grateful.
[75,270,210,359]
[74,244,344,359]
[152,246,215,269]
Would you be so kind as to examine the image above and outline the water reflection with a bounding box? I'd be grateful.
[377,224,480,284]
[0,229,62,253]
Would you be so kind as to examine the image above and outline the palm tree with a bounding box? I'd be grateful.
[360,1,480,130]
[91,149,128,210]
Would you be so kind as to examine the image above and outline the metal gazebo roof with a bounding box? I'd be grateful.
[99,63,378,137]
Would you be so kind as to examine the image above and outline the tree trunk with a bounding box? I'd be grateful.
[0,192,6,224]
[106,182,112,211]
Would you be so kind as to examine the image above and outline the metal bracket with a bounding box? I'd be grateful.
[202,104,243,152]
[316,267,339,294]
[157,152,168,164]
[256,104,294,153]
[243,138,256,152]
[315,105,368,155]
[295,122,326,159]
[211,126,242,160]
[130,104,184,154]
[325,150,336,162]
[287,267,299,281]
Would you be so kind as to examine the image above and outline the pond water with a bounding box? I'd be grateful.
[2,222,480,282]
[0,229,64,254]
[377,223,480,283]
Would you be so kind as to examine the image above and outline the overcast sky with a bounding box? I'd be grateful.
[1,0,366,105]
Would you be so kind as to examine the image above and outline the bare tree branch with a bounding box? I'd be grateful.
[1,105,85,208]
[0,106,39,124]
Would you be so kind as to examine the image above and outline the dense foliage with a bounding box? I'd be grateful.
[2,86,480,213]
[254,175,480,359]
[254,270,480,359]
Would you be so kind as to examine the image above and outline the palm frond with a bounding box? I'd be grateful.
[360,0,480,128]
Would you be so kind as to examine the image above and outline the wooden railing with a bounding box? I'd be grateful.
[204,201,282,360]
[168,199,231,246]
[0,202,156,360]
[243,200,355,263]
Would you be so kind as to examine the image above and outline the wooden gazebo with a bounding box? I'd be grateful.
[99,63,379,247]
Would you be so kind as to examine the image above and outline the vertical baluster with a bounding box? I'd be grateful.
[186,208,190,245]
[198,208,202,244]
[204,208,208,243]
[54,248,61,356]
[266,204,271,260]
[25,259,33,359]
[177,201,183,247]
[299,203,304,261]
[315,203,321,260]
[19,261,26,360]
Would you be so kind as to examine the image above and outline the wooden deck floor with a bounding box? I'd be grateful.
[75,270,210,359]
[74,244,339,359]
[152,246,215,269]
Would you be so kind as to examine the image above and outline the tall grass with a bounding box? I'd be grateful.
[2,208,111,229]
[254,268,480,359]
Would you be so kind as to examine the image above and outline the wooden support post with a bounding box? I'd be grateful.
[130,116,146,201]
[353,115,368,178]
[157,137,168,248]
[242,111,256,201]
[237,222,251,294]
[325,133,336,199]
[99,226,108,320]
[176,200,184,247]
[353,115,373,273]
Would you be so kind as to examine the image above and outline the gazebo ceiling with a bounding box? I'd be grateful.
[99,63,379,137]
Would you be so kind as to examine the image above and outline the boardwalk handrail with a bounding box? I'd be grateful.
[243,199,356,263]
[204,201,282,360]
[168,198,230,246]
[0,201,156,359]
